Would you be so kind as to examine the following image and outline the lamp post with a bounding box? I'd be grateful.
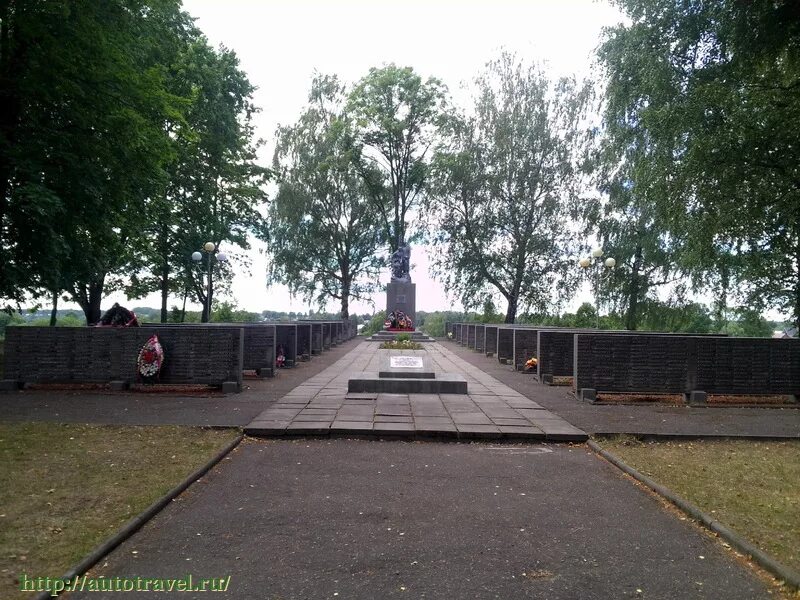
[192,242,228,322]
[579,247,615,329]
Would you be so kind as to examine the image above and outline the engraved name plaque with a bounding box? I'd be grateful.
[390,356,424,369]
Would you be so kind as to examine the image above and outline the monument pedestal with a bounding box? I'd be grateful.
[387,281,416,325]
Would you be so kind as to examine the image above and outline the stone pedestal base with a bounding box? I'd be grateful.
[386,281,416,324]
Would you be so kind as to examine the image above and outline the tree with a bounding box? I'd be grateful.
[270,75,383,319]
[585,172,682,330]
[427,53,592,322]
[348,65,448,252]
[129,39,269,323]
[0,1,192,322]
[599,0,800,329]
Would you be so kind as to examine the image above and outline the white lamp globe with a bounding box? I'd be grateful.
[605,257,616,268]
[578,257,591,268]
[591,247,604,258]
[203,241,216,252]
[191,251,202,262]
[217,252,228,263]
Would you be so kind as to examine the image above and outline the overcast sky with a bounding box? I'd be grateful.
[101,0,627,316]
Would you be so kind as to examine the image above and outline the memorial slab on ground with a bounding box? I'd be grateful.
[245,342,587,441]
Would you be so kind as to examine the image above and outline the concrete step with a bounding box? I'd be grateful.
[347,372,468,394]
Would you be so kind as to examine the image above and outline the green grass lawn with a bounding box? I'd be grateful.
[0,423,239,600]
[597,437,800,583]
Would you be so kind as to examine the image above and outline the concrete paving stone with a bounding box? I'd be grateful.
[544,428,589,442]
[439,394,471,401]
[455,423,502,438]
[505,398,544,409]
[516,408,550,419]
[244,420,290,432]
[257,409,302,419]
[445,404,481,413]
[298,408,338,415]
[374,415,414,423]
[414,416,455,425]
[497,425,546,439]
[414,423,458,436]
[277,397,315,404]
[482,408,523,419]
[286,421,332,434]
[272,403,310,410]
[490,417,534,426]
[345,393,378,400]
[307,402,343,409]
[330,421,374,432]
[409,394,442,401]
[411,410,450,417]
[373,422,415,434]
[451,412,493,425]
[377,393,409,402]
[292,413,336,422]
[334,413,374,422]
[342,399,375,405]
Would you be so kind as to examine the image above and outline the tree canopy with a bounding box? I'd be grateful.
[427,54,592,323]
[599,0,800,329]
[270,75,383,318]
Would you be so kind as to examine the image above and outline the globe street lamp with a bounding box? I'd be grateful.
[579,247,615,329]
[192,242,228,322]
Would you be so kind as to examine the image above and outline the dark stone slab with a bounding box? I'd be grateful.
[286,422,332,434]
[498,425,546,439]
[373,422,415,434]
[348,373,467,394]
[451,412,493,425]
[244,421,289,435]
[375,415,414,423]
[330,421,374,432]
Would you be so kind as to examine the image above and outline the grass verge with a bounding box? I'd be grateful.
[0,423,239,600]
[597,437,800,578]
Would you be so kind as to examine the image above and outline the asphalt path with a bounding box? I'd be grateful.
[72,438,774,599]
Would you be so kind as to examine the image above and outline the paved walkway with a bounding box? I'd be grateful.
[245,342,587,441]
[446,340,800,439]
[73,438,777,600]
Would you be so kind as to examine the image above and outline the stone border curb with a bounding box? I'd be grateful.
[587,439,800,591]
[35,433,244,600]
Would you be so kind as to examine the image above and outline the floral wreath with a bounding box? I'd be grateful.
[138,334,164,380]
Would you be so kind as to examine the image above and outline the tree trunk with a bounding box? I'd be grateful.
[0,3,22,295]
[504,294,517,324]
[160,258,169,323]
[795,236,800,332]
[340,279,350,320]
[74,279,104,325]
[180,287,188,323]
[49,290,58,326]
[625,243,643,330]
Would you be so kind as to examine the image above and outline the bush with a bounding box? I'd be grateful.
[396,332,411,342]
[361,313,386,336]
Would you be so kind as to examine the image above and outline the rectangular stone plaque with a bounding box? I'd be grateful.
[390,356,424,369]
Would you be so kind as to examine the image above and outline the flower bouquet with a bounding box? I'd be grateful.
[524,357,538,372]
